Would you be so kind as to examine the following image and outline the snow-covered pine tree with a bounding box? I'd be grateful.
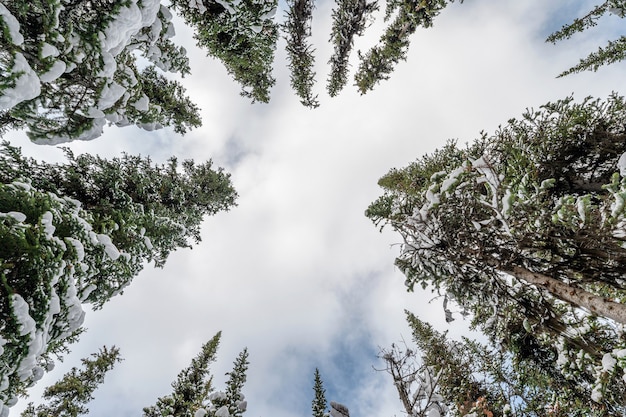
[354,0,459,94]
[0,143,236,409]
[168,0,279,103]
[326,0,378,97]
[0,0,200,144]
[367,94,626,409]
[20,346,122,417]
[143,332,249,417]
[282,0,319,108]
[311,368,327,417]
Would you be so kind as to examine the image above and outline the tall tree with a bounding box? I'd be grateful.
[20,346,122,417]
[0,143,236,407]
[168,0,279,104]
[326,0,378,97]
[0,0,200,143]
[282,0,319,108]
[367,94,626,407]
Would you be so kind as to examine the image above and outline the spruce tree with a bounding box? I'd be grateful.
[0,143,236,408]
[367,94,626,408]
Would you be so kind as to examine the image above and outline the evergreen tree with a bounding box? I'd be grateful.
[0,143,236,408]
[547,0,626,76]
[143,333,221,417]
[326,0,378,97]
[0,0,200,143]
[168,0,279,103]
[367,94,626,408]
[282,0,319,108]
[354,0,459,94]
[311,368,327,417]
[20,346,122,417]
[16,333,248,417]
[390,312,624,416]
[143,332,250,417]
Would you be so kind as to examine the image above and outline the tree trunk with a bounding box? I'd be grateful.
[501,265,626,324]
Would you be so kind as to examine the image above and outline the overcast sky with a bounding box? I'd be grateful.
[6,0,626,416]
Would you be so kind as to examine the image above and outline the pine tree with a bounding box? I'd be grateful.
[20,346,122,417]
[367,94,626,408]
[168,0,279,103]
[0,0,200,143]
[326,0,378,97]
[282,0,319,108]
[0,143,236,408]
[354,0,459,94]
[311,368,327,417]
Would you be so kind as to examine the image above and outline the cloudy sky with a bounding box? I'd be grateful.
[6,0,626,416]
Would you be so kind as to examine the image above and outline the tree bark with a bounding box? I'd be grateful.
[501,265,626,324]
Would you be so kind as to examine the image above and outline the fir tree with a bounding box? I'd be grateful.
[20,346,122,417]
[326,0,378,97]
[0,143,236,407]
[0,0,200,143]
[282,0,319,108]
[168,0,279,103]
[367,94,626,408]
